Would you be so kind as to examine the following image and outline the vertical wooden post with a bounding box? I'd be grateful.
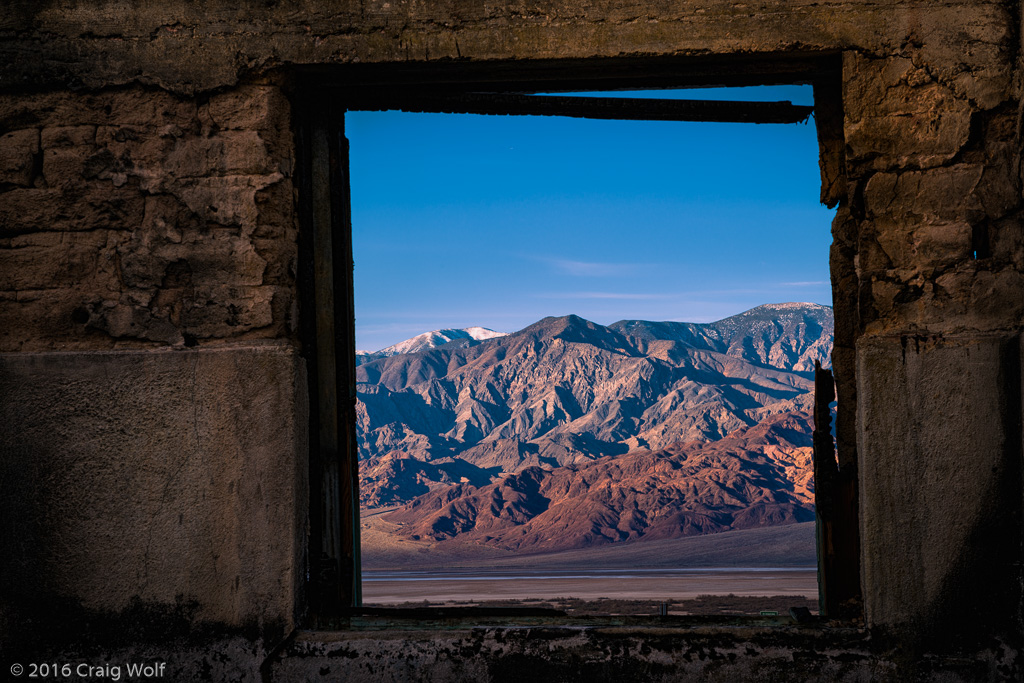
[330,108,362,609]
[813,361,861,619]
[304,97,361,619]
[812,361,838,616]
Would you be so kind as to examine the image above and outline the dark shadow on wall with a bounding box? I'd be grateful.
[911,336,1023,653]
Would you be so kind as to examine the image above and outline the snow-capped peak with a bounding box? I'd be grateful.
[460,327,507,341]
[372,327,508,358]
[758,302,829,311]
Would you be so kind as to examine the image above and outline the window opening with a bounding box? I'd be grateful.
[345,85,837,618]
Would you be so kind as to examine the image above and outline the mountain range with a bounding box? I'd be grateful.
[356,327,507,365]
[356,302,832,552]
[383,411,815,552]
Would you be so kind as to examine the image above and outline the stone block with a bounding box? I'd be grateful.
[857,334,1022,642]
[42,146,96,185]
[206,85,290,132]
[94,124,172,180]
[931,267,1024,327]
[0,230,115,292]
[117,226,267,290]
[976,157,1020,221]
[0,186,145,234]
[0,345,308,630]
[861,265,1024,338]
[253,236,298,284]
[864,166,985,222]
[912,4,1013,110]
[164,130,272,178]
[180,284,277,335]
[844,53,973,171]
[990,214,1024,265]
[3,89,196,129]
[870,217,972,272]
[0,128,39,187]
[253,180,298,240]
[0,289,113,353]
[169,174,285,229]
[41,125,96,148]
[85,300,185,345]
[82,283,280,345]
[97,89,198,128]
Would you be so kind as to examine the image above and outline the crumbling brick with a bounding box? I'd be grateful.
[0,128,39,187]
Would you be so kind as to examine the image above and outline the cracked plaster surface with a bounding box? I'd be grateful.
[0,86,298,351]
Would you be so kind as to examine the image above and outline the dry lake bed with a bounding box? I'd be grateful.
[362,567,818,605]
[361,513,819,609]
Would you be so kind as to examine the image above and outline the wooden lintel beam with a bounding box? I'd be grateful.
[351,93,813,124]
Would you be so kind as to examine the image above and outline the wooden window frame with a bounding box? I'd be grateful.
[292,53,858,625]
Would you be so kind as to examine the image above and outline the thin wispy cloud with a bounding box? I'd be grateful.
[779,280,829,286]
[536,287,795,301]
[536,291,674,300]
[543,257,646,277]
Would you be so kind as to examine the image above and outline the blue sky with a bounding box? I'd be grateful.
[347,85,833,352]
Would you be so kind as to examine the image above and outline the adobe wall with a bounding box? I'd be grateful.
[1,1,1022,680]
[1,346,308,631]
[0,81,309,647]
[0,85,297,351]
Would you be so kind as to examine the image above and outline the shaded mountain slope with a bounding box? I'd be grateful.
[610,302,832,372]
[382,411,816,553]
[356,304,832,497]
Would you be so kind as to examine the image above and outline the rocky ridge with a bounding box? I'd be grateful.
[382,410,816,552]
[357,303,832,509]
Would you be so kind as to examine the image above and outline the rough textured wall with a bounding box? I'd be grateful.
[842,52,1023,336]
[0,0,1023,678]
[836,41,1024,644]
[0,79,307,646]
[0,345,308,636]
[0,1,1013,97]
[0,85,297,351]
[857,335,1022,640]
[272,625,1019,682]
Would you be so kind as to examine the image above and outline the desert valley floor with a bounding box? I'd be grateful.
[361,509,818,611]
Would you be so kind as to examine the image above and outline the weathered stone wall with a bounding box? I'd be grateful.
[0,1,1014,96]
[843,52,1023,336]
[0,345,308,635]
[271,625,1014,682]
[1,0,1023,679]
[857,336,1022,644]
[0,75,307,650]
[0,85,297,351]
[836,39,1024,646]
